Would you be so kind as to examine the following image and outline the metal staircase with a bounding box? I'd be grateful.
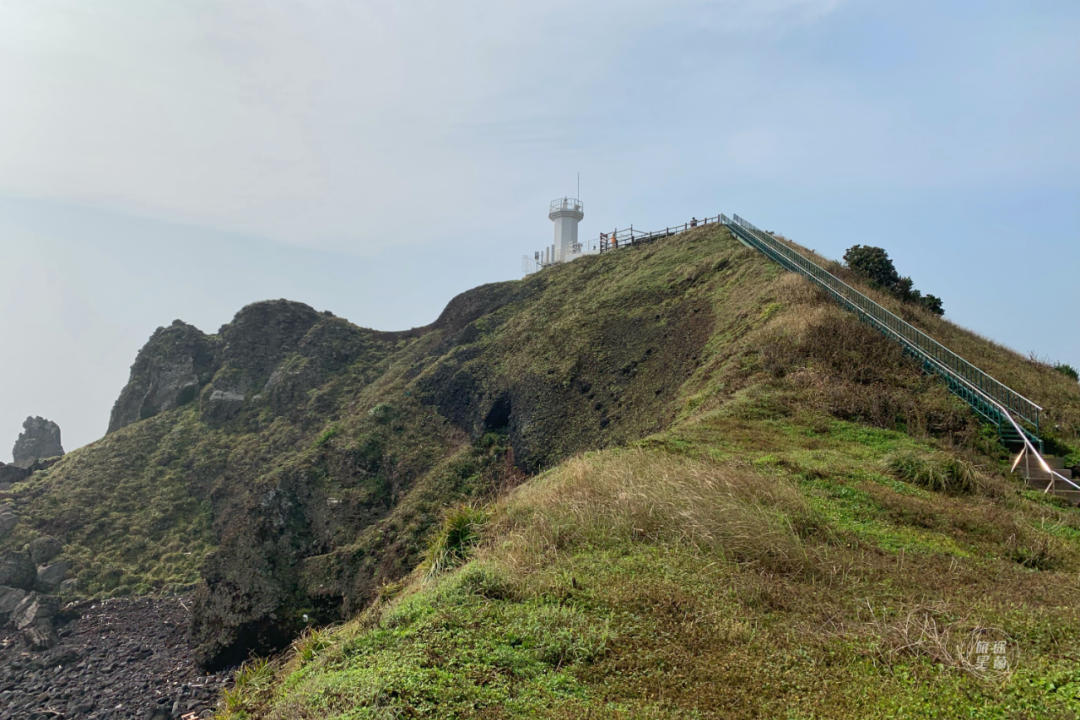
[719,213,1080,504]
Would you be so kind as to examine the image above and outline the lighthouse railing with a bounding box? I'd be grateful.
[549,197,584,214]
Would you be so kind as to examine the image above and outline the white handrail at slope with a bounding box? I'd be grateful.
[863,282,1077,493]
[722,214,1075,494]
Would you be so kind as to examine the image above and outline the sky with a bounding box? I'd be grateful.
[1,0,1077,454]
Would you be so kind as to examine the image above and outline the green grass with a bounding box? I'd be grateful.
[424,504,488,578]
[0,408,216,595]
[219,441,1080,718]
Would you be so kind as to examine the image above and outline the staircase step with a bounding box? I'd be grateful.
[1044,456,1067,470]
[1024,482,1080,506]
[1026,478,1080,492]
[1020,467,1073,481]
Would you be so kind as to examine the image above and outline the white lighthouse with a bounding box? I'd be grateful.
[524,196,593,274]
[548,197,584,263]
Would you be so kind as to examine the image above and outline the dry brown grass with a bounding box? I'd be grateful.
[494,449,811,575]
[863,602,965,669]
[772,234,1080,446]
[746,300,981,441]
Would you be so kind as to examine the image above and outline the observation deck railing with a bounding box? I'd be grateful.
[550,197,584,215]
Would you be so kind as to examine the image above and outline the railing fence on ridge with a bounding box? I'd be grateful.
[524,214,725,274]
[718,213,1042,439]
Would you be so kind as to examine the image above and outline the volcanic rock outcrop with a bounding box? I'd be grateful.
[11,416,64,464]
[0,545,70,649]
[108,320,219,433]
[107,302,351,433]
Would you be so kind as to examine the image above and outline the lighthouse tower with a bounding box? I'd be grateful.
[548,197,584,263]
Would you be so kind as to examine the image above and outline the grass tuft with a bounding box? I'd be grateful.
[290,626,333,668]
[313,424,342,448]
[885,452,987,495]
[217,657,275,718]
[424,504,488,578]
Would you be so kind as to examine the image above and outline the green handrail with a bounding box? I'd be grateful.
[720,214,1042,442]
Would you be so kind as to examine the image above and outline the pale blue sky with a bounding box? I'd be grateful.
[1,0,1077,452]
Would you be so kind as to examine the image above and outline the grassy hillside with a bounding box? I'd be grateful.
[219,432,1080,719]
[3,222,1078,713]
[206,228,1080,719]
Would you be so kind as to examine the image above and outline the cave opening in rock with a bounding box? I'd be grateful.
[483,395,512,432]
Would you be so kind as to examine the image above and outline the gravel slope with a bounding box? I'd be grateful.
[0,597,228,719]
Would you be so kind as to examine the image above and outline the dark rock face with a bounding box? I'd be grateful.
[190,541,299,668]
[261,316,376,421]
[197,300,325,426]
[11,416,64,464]
[108,320,218,434]
[9,591,60,648]
[0,456,60,486]
[218,300,324,380]
[0,507,18,541]
[29,536,63,566]
[35,560,70,593]
[0,596,228,719]
[108,301,333,433]
[0,463,30,485]
[430,280,540,335]
[0,551,35,590]
[188,464,328,670]
[417,296,714,473]
[0,585,27,623]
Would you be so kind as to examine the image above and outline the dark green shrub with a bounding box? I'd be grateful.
[1008,534,1057,570]
[368,403,395,423]
[1053,363,1079,382]
[918,294,944,316]
[844,245,901,290]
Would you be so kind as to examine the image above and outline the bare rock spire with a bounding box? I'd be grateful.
[12,416,64,465]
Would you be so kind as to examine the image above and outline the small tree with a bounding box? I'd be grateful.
[844,244,944,316]
[843,245,901,291]
[919,294,945,316]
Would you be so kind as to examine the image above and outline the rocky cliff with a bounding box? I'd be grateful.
[107,320,218,434]
[12,416,64,464]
